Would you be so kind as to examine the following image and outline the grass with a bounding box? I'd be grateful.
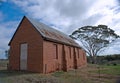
[89,64,120,75]
[0,60,120,83]
[100,64,120,75]
[52,71,64,77]
[51,70,85,83]
[51,64,120,83]
[0,59,8,68]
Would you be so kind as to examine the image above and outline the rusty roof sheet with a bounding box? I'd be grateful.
[27,16,80,48]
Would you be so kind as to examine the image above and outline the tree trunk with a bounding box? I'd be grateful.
[90,55,97,64]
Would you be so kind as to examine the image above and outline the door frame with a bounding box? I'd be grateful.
[20,43,28,70]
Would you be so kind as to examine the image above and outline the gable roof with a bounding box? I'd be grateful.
[9,16,80,48]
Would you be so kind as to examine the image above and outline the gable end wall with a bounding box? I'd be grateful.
[9,17,44,73]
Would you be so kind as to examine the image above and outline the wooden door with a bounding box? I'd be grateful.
[20,43,28,70]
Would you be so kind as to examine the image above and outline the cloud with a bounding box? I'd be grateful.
[0,0,119,57]
[54,0,95,19]
[100,38,120,55]
[1,0,7,2]
[0,12,4,22]
[0,21,19,59]
[11,0,97,33]
[11,0,120,35]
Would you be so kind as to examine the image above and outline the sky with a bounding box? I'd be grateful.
[0,0,120,58]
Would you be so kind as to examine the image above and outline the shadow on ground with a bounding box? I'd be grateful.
[0,69,34,78]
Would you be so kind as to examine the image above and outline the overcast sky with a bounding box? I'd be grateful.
[0,0,120,58]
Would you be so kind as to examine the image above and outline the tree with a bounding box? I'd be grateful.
[70,25,120,64]
[5,49,9,59]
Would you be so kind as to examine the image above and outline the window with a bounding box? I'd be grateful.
[44,64,47,74]
[54,44,58,59]
[78,49,79,58]
[83,52,85,60]
[69,47,71,59]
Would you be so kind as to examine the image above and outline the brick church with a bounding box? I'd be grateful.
[8,16,87,73]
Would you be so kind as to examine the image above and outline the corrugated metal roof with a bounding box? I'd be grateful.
[27,16,80,48]
[8,16,80,48]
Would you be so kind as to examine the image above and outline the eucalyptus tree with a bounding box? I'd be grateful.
[70,25,119,63]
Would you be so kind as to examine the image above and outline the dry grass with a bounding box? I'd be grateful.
[0,60,120,83]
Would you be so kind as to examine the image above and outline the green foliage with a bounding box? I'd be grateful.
[52,71,64,77]
[70,25,120,64]
[100,65,120,75]
[105,54,120,61]
[87,54,120,65]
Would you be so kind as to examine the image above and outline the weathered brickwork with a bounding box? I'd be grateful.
[9,16,87,73]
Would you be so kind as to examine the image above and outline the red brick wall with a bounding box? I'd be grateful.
[63,45,74,71]
[9,17,87,73]
[43,41,63,73]
[43,41,76,73]
[76,48,87,68]
[43,41,87,73]
[72,47,87,69]
[9,17,43,73]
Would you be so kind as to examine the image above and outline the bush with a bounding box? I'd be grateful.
[113,63,117,66]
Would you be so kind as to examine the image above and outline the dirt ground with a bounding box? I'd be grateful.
[0,60,120,83]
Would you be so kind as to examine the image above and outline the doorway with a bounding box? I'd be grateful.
[20,43,28,70]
